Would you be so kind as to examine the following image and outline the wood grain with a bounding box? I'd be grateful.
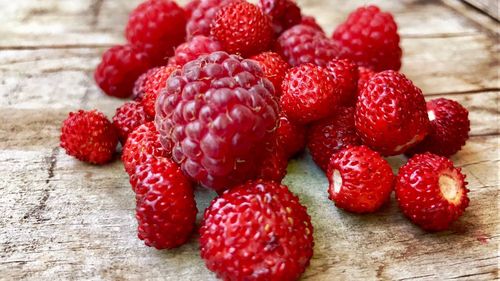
[0,0,499,280]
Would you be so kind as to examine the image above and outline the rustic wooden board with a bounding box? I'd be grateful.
[0,0,499,280]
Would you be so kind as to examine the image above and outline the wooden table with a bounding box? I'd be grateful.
[1,0,498,280]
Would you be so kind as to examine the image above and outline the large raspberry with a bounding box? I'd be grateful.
[60,110,118,164]
[186,0,234,38]
[259,0,302,36]
[155,51,279,191]
[275,24,340,67]
[333,5,402,71]
[133,157,197,249]
[355,71,429,156]
[211,1,273,57]
[200,180,314,280]
[94,45,152,98]
[125,0,187,64]
[168,35,223,67]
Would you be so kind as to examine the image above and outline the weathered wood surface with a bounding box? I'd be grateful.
[0,0,499,280]
[463,0,499,20]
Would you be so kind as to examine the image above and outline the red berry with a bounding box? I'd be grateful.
[406,98,470,157]
[125,0,187,64]
[133,157,197,249]
[94,45,152,98]
[276,114,306,158]
[60,110,118,164]
[200,180,313,281]
[112,101,152,144]
[258,0,302,35]
[133,67,161,101]
[307,107,361,171]
[257,144,288,182]
[280,63,339,124]
[211,1,273,57]
[333,5,402,71]
[395,153,469,231]
[357,66,375,97]
[327,145,394,213]
[250,51,290,95]
[155,51,279,191]
[122,122,170,175]
[184,0,201,19]
[141,65,179,118]
[275,24,340,67]
[355,70,429,156]
[300,15,323,32]
[186,0,234,38]
[326,59,359,105]
[168,35,223,67]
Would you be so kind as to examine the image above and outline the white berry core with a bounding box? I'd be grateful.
[439,174,459,202]
[332,170,342,194]
[428,110,436,121]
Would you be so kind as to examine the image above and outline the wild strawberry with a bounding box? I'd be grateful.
[168,35,223,67]
[256,144,288,182]
[300,15,323,32]
[406,98,470,157]
[307,106,361,171]
[122,122,170,175]
[258,0,302,35]
[112,101,152,143]
[125,0,187,64]
[327,145,394,213]
[395,153,469,231]
[357,66,375,96]
[133,67,161,101]
[200,180,313,281]
[60,110,118,164]
[211,1,273,57]
[94,45,152,98]
[133,157,197,249]
[155,51,279,191]
[186,0,234,38]
[333,5,402,71]
[275,24,340,67]
[250,51,290,96]
[355,70,429,156]
[326,59,359,105]
[280,63,339,124]
[141,65,179,118]
[276,114,306,158]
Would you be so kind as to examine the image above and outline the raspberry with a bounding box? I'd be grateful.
[280,63,339,124]
[258,0,302,36]
[355,70,429,156]
[326,59,359,105]
[133,157,197,249]
[406,98,470,157]
[125,0,187,64]
[168,35,223,67]
[327,145,394,213]
[300,15,323,32]
[250,51,290,96]
[186,0,234,38]
[133,67,161,101]
[357,66,375,97]
[395,153,469,231]
[112,101,152,143]
[275,24,340,67]
[211,1,273,57]
[94,45,152,98]
[307,106,361,171]
[276,114,306,158]
[200,180,313,281]
[184,0,200,19]
[155,51,279,191]
[60,110,118,165]
[122,122,170,175]
[141,65,179,117]
[333,5,402,71]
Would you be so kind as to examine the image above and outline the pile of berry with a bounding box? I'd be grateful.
[59,0,471,279]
